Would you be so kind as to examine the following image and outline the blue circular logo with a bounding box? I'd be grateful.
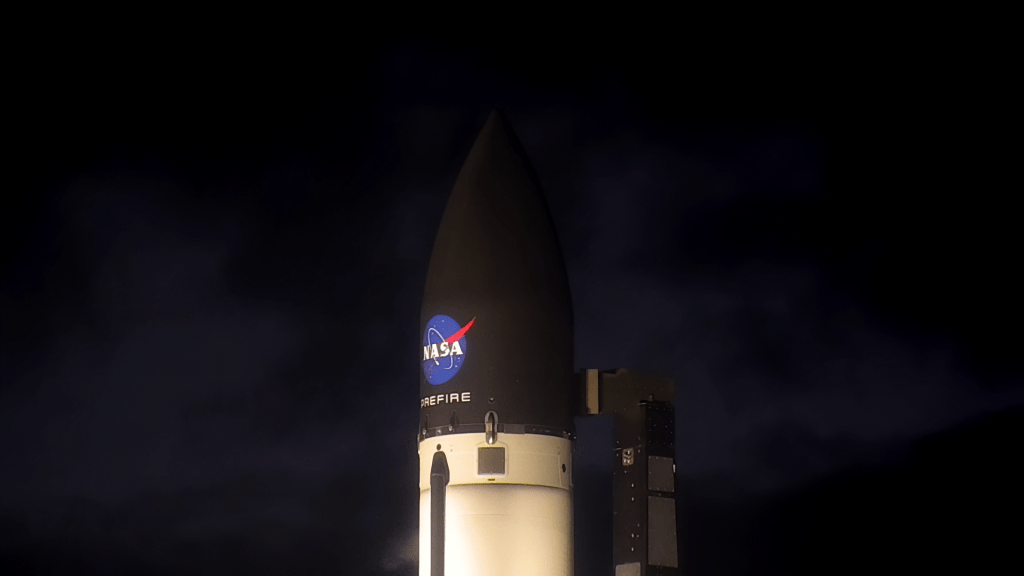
[422,315,474,385]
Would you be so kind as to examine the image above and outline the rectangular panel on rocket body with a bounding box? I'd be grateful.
[478,447,506,475]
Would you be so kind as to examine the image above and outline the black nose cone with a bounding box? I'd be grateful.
[419,110,573,436]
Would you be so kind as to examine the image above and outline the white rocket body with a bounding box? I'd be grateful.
[418,434,573,575]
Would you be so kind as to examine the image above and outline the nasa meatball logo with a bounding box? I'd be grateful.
[422,315,475,385]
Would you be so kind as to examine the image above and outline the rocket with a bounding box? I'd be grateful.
[418,110,575,575]
[418,111,681,576]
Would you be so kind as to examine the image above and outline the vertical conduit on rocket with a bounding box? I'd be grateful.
[430,450,450,576]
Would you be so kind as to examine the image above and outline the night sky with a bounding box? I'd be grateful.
[3,15,1020,575]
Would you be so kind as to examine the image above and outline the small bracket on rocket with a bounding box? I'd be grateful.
[484,411,498,445]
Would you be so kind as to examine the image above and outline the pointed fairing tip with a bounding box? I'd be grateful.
[474,108,545,191]
[425,107,568,302]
